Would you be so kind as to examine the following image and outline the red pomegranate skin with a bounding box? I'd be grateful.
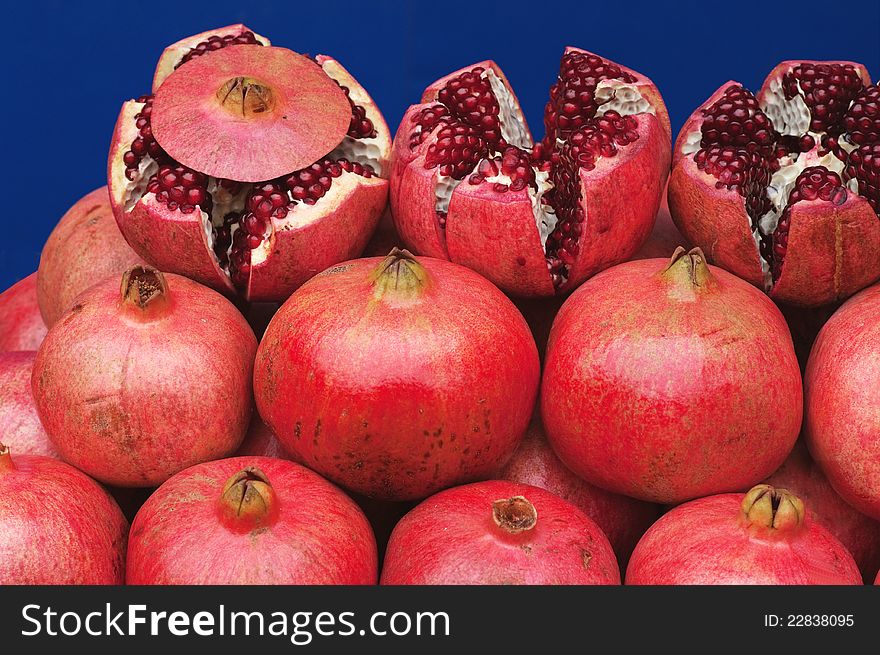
[0,273,47,352]
[765,440,880,582]
[499,413,658,567]
[234,415,293,460]
[630,185,689,260]
[381,480,620,585]
[0,446,128,584]
[805,282,880,520]
[626,487,861,584]
[0,351,58,458]
[255,250,540,501]
[542,249,802,504]
[127,456,377,584]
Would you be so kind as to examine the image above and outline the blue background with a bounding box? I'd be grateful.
[2,0,878,290]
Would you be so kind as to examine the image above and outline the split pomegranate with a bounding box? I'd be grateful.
[108,25,390,303]
[126,456,377,584]
[626,484,862,584]
[0,274,47,352]
[32,266,257,487]
[0,443,128,584]
[805,281,880,520]
[390,48,671,297]
[254,248,540,501]
[542,247,802,504]
[37,186,145,327]
[0,352,57,458]
[669,61,880,307]
[380,480,620,584]
[498,413,658,567]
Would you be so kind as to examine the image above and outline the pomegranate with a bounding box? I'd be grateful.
[234,415,292,460]
[254,248,540,501]
[37,186,145,327]
[108,25,391,303]
[542,247,802,504]
[362,207,403,257]
[32,266,257,487]
[765,440,880,582]
[499,413,658,567]
[0,443,128,584]
[0,273,47,352]
[626,484,861,584]
[630,184,689,260]
[126,456,377,584]
[390,48,671,298]
[805,281,880,520]
[669,61,880,307]
[380,480,620,584]
[0,352,57,458]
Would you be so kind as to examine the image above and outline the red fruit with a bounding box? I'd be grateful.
[669,61,880,307]
[626,484,861,584]
[0,352,57,458]
[234,415,292,460]
[380,480,620,584]
[0,444,128,584]
[0,273,47,352]
[37,186,145,327]
[498,414,658,567]
[805,282,880,520]
[254,248,540,501]
[126,456,377,584]
[108,26,390,303]
[32,266,257,487]
[390,48,671,297]
[765,441,880,582]
[542,248,802,504]
[630,184,689,260]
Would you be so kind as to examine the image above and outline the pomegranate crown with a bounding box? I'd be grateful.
[740,484,805,535]
[492,496,538,535]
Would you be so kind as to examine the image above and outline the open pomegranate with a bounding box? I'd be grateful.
[127,456,377,584]
[626,484,861,584]
[0,274,47,352]
[0,352,57,458]
[254,248,540,501]
[669,61,880,307]
[390,48,671,297]
[542,247,802,504]
[108,25,390,303]
[380,480,620,584]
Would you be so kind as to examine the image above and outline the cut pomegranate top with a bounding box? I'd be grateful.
[152,45,352,182]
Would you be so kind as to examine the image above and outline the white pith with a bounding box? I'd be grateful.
[485,70,532,149]
[595,80,654,117]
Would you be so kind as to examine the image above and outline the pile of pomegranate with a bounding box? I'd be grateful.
[1,25,879,587]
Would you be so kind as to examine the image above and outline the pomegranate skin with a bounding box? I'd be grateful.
[498,414,658,567]
[0,446,128,584]
[805,282,880,520]
[626,486,861,584]
[32,267,257,487]
[380,480,620,585]
[234,415,294,460]
[765,441,880,582]
[0,273,47,352]
[126,456,377,585]
[37,186,145,327]
[0,352,57,458]
[630,184,689,260]
[542,249,802,504]
[254,250,540,501]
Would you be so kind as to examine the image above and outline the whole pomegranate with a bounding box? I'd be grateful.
[542,247,802,504]
[669,61,880,307]
[626,484,862,584]
[765,440,880,582]
[805,282,880,520]
[0,443,128,584]
[390,48,671,297]
[0,352,57,458]
[254,248,540,501]
[499,413,658,567]
[0,274,47,352]
[108,25,390,303]
[37,186,145,327]
[380,480,620,584]
[127,456,377,584]
[32,266,257,486]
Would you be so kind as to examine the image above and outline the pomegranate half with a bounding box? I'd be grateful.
[390,48,671,297]
[108,25,390,303]
[669,61,880,307]
[0,273,47,352]
[0,352,57,458]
